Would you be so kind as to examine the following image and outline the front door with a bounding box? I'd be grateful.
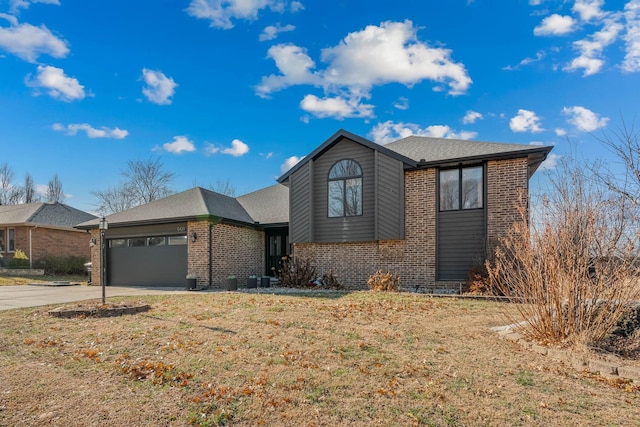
[265,227,289,276]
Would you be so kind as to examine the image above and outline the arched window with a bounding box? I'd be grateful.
[328,159,362,217]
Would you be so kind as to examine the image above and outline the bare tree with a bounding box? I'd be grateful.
[0,163,15,205]
[592,118,640,210]
[45,174,64,203]
[23,173,38,203]
[93,184,137,216]
[122,157,174,204]
[209,178,237,196]
[93,157,175,215]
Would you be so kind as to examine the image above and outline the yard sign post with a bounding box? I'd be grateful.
[99,217,108,305]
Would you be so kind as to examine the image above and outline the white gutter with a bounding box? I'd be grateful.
[29,225,37,270]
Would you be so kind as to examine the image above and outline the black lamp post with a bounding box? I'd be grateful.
[99,217,108,304]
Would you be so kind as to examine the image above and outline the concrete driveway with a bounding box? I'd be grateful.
[0,285,197,311]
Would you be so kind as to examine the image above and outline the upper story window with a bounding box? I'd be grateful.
[328,159,363,217]
[439,166,483,211]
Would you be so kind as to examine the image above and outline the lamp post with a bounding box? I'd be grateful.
[99,217,108,304]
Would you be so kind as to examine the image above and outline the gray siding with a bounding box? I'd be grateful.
[376,152,405,240]
[437,209,485,280]
[313,138,375,242]
[289,162,312,243]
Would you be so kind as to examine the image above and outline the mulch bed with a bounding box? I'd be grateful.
[48,301,150,318]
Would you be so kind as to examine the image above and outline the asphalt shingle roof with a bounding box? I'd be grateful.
[385,136,551,164]
[0,202,96,228]
[77,184,290,229]
[237,184,289,225]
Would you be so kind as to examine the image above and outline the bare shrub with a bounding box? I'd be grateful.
[367,270,400,292]
[486,156,640,347]
[277,256,317,288]
[320,269,344,290]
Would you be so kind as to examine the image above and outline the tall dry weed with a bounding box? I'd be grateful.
[486,157,640,347]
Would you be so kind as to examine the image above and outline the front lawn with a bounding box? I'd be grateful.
[0,292,637,426]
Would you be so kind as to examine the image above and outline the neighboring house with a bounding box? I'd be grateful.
[75,185,289,287]
[277,129,552,292]
[77,129,551,291]
[0,202,96,267]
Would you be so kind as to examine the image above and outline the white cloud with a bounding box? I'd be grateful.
[204,143,220,156]
[555,128,567,136]
[280,155,303,174]
[562,105,608,131]
[9,0,59,13]
[369,121,477,145]
[259,23,295,41]
[0,14,69,62]
[290,1,304,12]
[162,136,196,154]
[534,14,576,36]
[565,18,623,75]
[26,65,85,101]
[509,109,543,133]
[503,50,546,70]
[221,139,249,157]
[141,68,178,105]
[462,110,483,124]
[393,96,409,110]
[299,94,374,119]
[52,123,128,139]
[573,0,605,22]
[257,20,472,115]
[622,0,640,72]
[185,0,290,30]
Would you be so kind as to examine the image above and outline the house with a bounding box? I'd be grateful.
[77,129,551,291]
[277,129,552,292]
[0,202,96,267]
[75,184,289,287]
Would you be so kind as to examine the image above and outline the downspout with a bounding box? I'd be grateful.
[29,225,37,270]
[208,223,213,288]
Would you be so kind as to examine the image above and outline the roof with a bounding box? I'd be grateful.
[0,202,96,229]
[278,129,417,183]
[384,136,552,167]
[278,130,553,183]
[237,183,289,225]
[76,185,290,229]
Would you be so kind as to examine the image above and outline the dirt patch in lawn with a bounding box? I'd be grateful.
[1,292,639,426]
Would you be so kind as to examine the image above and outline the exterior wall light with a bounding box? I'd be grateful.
[190,231,197,243]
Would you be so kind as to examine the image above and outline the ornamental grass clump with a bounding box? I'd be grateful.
[485,155,640,348]
[277,255,317,288]
[367,270,400,292]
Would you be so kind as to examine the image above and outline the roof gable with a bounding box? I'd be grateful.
[277,129,417,183]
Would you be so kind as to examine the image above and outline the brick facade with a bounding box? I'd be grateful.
[187,221,264,288]
[294,159,529,291]
[0,225,91,265]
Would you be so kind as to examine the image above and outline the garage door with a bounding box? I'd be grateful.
[107,235,187,286]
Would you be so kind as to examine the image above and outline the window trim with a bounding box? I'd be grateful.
[438,165,484,212]
[327,159,363,218]
[7,228,15,253]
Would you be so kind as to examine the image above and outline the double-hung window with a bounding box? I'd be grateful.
[328,159,363,217]
[439,166,483,211]
[7,228,15,252]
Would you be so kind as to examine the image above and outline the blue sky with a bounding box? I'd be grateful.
[0,0,638,212]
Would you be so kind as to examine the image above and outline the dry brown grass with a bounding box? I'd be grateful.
[0,274,87,286]
[0,292,638,426]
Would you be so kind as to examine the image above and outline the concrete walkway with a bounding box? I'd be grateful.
[0,285,197,311]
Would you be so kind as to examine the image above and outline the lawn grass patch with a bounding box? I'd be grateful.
[0,292,639,425]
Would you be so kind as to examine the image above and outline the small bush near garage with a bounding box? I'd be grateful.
[35,256,88,275]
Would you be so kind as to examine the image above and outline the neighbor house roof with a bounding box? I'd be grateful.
[385,136,552,171]
[76,185,289,229]
[0,202,96,229]
[237,184,289,225]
